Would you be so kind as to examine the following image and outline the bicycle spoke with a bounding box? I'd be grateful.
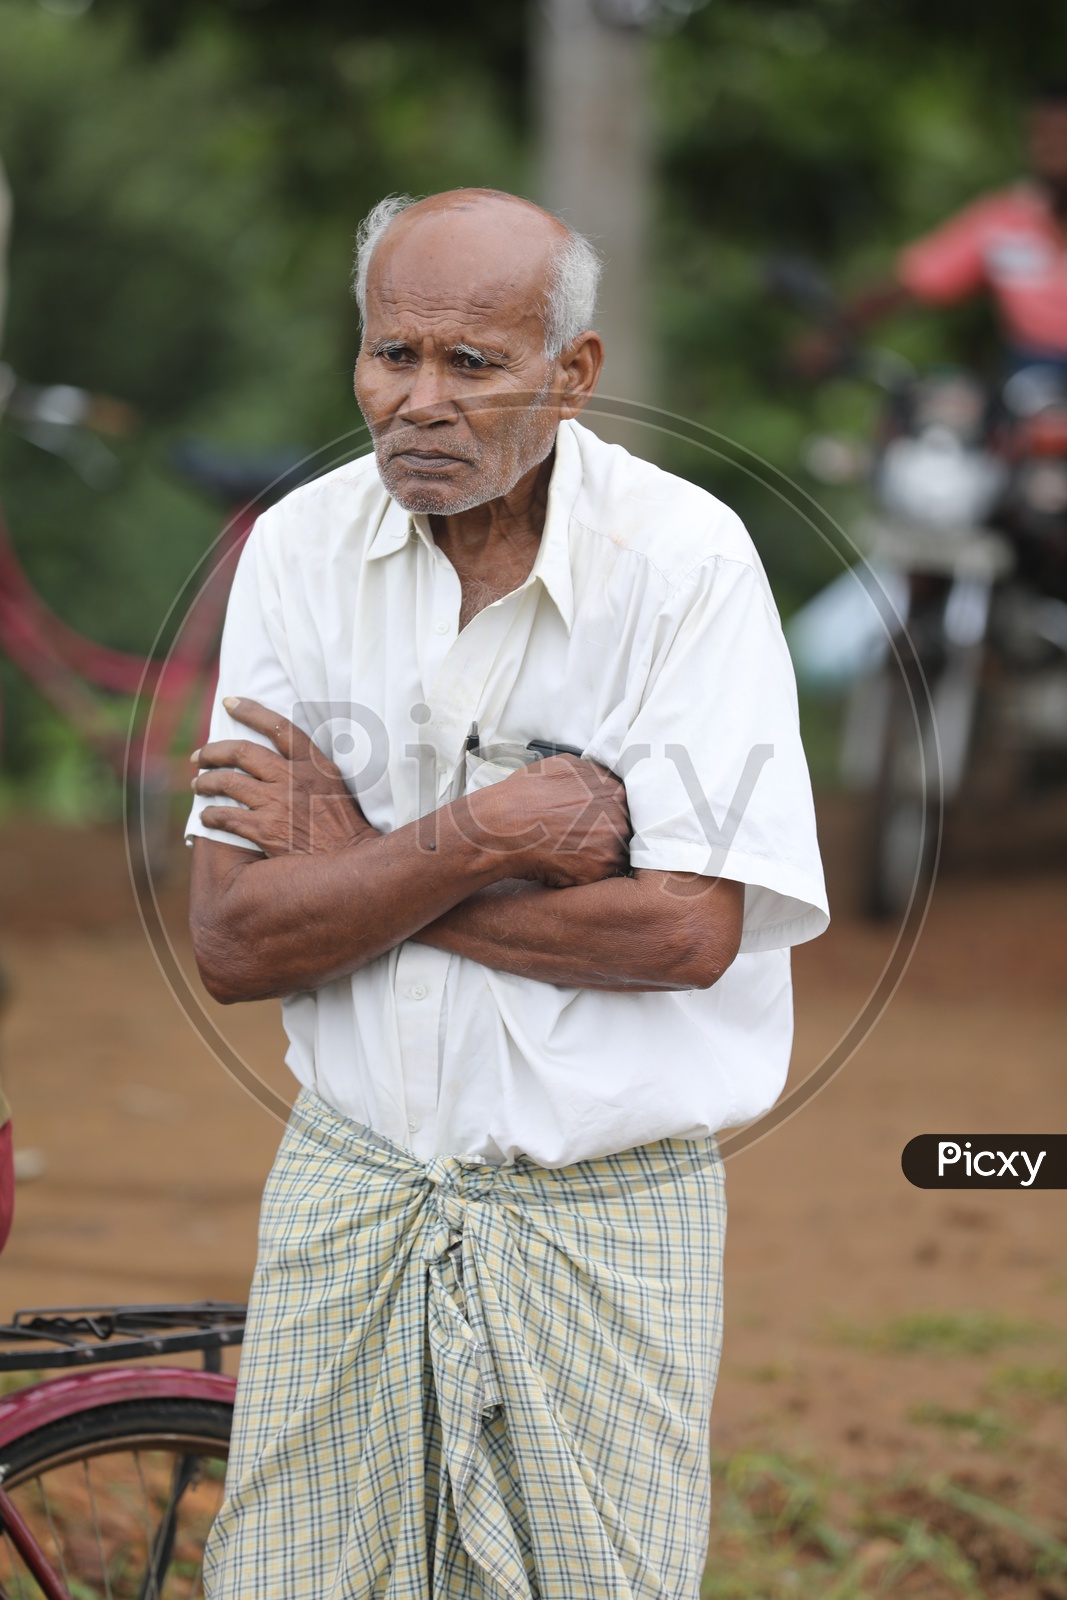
[34,1478,71,1599]
[135,1454,199,1600]
[83,1459,114,1600]
[131,1456,160,1600]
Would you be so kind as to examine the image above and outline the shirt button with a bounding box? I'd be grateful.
[435,620,450,635]
[409,983,427,1000]
[408,1117,419,1132]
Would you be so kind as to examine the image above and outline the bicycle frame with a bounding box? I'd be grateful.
[0,1487,68,1600]
[0,500,257,797]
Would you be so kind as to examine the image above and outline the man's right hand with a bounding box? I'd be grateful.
[465,754,631,889]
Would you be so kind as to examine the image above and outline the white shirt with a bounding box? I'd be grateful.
[187,420,828,1167]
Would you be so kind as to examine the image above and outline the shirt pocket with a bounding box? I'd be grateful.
[464,742,538,793]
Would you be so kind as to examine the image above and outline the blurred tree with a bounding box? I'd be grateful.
[97,0,526,81]
[0,0,522,806]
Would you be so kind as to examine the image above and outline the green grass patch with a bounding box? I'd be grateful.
[703,1453,1067,1599]
[0,1369,44,1398]
[702,1451,857,1600]
[740,1361,794,1384]
[832,1310,1051,1358]
[907,1402,1013,1450]
[990,1363,1067,1404]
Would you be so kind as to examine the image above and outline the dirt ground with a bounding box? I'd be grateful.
[1,797,1065,1578]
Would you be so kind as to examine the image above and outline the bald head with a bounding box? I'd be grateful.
[353,189,600,357]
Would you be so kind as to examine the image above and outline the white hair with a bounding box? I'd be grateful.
[352,192,601,359]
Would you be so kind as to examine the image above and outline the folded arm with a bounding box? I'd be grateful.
[188,700,742,1002]
[189,700,634,1003]
[413,872,743,991]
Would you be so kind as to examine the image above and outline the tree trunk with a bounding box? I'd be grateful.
[533,0,655,453]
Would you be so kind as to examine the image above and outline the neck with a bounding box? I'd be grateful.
[430,451,555,555]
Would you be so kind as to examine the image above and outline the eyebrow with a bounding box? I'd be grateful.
[453,342,509,363]
[369,337,510,362]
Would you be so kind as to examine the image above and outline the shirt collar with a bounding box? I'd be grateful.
[364,421,582,635]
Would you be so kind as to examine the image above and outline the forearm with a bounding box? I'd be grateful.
[191,803,503,1003]
[190,707,633,1003]
[413,872,742,992]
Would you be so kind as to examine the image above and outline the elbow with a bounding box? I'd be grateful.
[190,909,263,1005]
[199,969,247,1007]
[667,909,743,991]
[673,938,737,991]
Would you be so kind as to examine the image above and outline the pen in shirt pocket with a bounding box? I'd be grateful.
[464,721,583,762]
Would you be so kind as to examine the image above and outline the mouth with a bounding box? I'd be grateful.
[387,448,473,474]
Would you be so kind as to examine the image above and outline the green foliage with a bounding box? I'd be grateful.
[651,0,1036,611]
[2,0,1066,802]
[0,672,123,822]
[0,0,522,801]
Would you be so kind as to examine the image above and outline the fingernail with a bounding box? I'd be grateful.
[223,696,240,711]
[190,777,198,790]
[190,748,201,764]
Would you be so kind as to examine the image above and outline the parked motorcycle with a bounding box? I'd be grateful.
[775,260,1067,917]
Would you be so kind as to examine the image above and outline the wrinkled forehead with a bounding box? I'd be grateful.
[364,204,556,342]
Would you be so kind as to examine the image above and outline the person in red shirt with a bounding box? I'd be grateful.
[799,82,1067,372]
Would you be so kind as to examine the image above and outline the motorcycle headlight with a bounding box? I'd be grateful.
[878,429,1006,528]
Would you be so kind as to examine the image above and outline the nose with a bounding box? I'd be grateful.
[398,360,460,427]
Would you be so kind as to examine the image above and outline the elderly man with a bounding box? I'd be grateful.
[188,188,827,1600]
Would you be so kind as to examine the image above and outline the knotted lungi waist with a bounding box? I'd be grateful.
[205,1089,726,1600]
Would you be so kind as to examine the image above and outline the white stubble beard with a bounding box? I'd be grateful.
[376,375,557,517]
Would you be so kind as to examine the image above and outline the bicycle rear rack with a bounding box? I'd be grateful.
[0,1302,246,1373]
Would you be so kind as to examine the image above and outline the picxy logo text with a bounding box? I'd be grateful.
[901,1135,1066,1189]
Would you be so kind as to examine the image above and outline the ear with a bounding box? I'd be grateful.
[558,332,604,419]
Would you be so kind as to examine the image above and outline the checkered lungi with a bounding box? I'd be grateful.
[204,1088,726,1600]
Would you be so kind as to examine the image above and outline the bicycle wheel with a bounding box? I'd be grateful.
[0,1396,231,1600]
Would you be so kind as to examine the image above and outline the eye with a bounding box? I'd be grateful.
[455,350,495,371]
[376,344,412,364]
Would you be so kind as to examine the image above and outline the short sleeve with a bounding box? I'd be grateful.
[185,519,304,851]
[897,200,991,305]
[586,557,828,954]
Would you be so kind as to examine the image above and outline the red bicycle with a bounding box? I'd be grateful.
[0,364,309,876]
[0,1303,244,1599]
